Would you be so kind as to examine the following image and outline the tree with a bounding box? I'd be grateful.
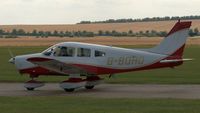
[194,28,199,36]
[121,32,128,36]
[189,29,194,37]
[128,30,133,34]
[98,30,103,36]
[45,31,51,37]
[0,29,4,35]
[105,31,111,36]
[53,30,59,36]
[59,31,65,37]
[38,31,44,37]
[150,30,157,37]
[11,29,17,35]
[65,31,73,37]
[31,30,38,36]
[17,29,26,36]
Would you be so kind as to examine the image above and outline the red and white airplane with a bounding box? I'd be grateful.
[9,20,192,92]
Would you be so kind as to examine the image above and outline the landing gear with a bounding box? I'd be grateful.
[85,85,94,89]
[85,76,103,90]
[59,77,86,92]
[64,88,75,92]
[60,75,103,92]
[24,76,44,91]
[27,88,34,91]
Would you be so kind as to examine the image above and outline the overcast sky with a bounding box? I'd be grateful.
[0,0,199,24]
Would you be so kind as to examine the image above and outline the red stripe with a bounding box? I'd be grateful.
[27,57,53,62]
[86,76,101,81]
[166,21,191,37]
[62,78,85,83]
[73,61,182,75]
[26,80,44,83]
[19,67,61,76]
[20,60,182,76]
[165,44,185,59]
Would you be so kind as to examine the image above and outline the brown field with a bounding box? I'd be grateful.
[0,20,200,33]
[0,36,200,47]
[0,20,200,46]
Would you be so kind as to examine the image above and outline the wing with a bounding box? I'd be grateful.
[27,57,90,75]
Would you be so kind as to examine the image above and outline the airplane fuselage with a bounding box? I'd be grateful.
[12,42,182,76]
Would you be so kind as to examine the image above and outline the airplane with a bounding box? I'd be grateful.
[9,20,192,92]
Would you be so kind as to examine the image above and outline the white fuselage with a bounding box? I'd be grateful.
[13,42,171,76]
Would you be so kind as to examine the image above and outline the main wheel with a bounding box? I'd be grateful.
[64,88,75,92]
[26,88,34,91]
[85,86,94,89]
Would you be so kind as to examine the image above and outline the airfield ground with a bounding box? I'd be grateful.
[1,83,200,113]
[0,37,200,113]
[1,83,200,99]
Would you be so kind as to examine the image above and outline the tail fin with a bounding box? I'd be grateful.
[148,20,192,59]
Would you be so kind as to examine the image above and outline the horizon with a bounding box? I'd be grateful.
[0,0,199,25]
[0,15,198,26]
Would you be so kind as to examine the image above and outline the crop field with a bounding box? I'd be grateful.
[0,45,199,84]
[0,37,200,47]
[1,20,200,33]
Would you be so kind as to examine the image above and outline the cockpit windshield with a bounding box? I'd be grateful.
[42,46,75,57]
[42,46,56,56]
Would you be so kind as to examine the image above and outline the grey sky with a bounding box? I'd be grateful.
[0,0,199,24]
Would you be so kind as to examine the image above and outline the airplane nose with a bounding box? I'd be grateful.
[9,57,15,64]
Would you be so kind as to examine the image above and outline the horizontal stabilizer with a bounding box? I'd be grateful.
[160,59,193,63]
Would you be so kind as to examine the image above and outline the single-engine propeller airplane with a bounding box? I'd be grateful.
[9,20,192,92]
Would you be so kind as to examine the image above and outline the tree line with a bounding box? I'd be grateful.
[0,28,199,38]
[78,15,200,24]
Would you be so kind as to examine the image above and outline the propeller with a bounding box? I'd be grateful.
[8,48,15,64]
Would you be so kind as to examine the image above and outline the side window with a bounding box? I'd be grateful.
[95,50,106,57]
[77,48,91,57]
[54,46,75,57]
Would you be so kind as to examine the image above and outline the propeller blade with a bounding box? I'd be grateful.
[8,48,14,58]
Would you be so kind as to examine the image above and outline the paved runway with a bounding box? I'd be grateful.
[0,83,200,99]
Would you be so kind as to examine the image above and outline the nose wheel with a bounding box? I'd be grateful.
[24,77,45,91]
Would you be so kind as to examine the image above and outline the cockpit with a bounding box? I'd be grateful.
[42,45,106,57]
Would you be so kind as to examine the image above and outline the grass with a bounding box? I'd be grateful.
[0,45,200,84]
[0,46,200,113]
[0,96,200,113]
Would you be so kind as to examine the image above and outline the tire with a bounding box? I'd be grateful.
[85,86,94,89]
[64,88,75,92]
[27,88,34,91]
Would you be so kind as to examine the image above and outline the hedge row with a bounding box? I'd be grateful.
[0,28,199,38]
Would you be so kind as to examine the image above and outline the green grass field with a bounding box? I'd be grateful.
[0,45,200,84]
[0,96,200,113]
[0,45,200,113]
